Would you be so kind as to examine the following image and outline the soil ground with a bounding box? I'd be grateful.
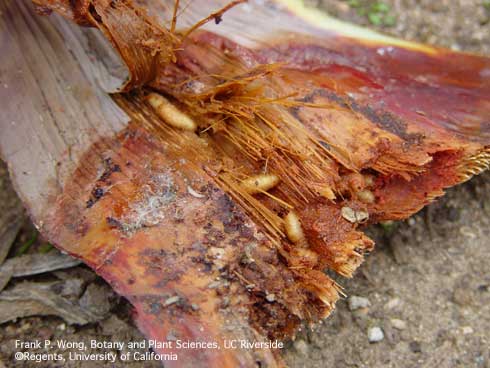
[1,1,489,367]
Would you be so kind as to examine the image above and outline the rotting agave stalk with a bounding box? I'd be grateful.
[1,0,489,366]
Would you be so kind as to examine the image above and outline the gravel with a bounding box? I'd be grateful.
[367,326,384,342]
[390,318,407,330]
[348,295,371,311]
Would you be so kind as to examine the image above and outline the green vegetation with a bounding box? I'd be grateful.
[39,242,54,253]
[379,220,398,235]
[16,232,38,256]
[346,0,397,26]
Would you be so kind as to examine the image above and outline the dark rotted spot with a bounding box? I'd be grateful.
[203,227,226,245]
[215,194,251,235]
[190,255,213,273]
[359,105,423,144]
[216,194,236,215]
[93,187,104,200]
[83,186,103,213]
[294,88,424,145]
[127,278,135,285]
[319,141,331,150]
[106,216,122,229]
[239,224,255,239]
[214,15,222,24]
[223,221,239,234]
[99,158,122,182]
[296,89,346,108]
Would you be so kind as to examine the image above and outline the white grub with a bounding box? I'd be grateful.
[363,174,375,187]
[294,248,318,267]
[147,92,197,131]
[319,186,336,201]
[241,173,280,194]
[357,189,375,204]
[341,206,369,223]
[284,211,305,244]
[187,185,205,198]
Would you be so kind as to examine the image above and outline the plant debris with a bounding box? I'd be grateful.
[0,281,112,325]
[0,252,81,292]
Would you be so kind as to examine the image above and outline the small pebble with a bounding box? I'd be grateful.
[348,296,371,311]
[384,297,401,310]
[462,326,474,335]
[293,339,309,355]
[475,356,485,365]
[367,326,384,343]
[390,318,407,330]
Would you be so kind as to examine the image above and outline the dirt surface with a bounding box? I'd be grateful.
[307,0,490,53]
[1,1,489,367]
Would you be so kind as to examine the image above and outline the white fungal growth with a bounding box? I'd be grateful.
[147,92,197,131]
[284,211,305,244]
[241,174,280,194]
[118,173,176,235]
